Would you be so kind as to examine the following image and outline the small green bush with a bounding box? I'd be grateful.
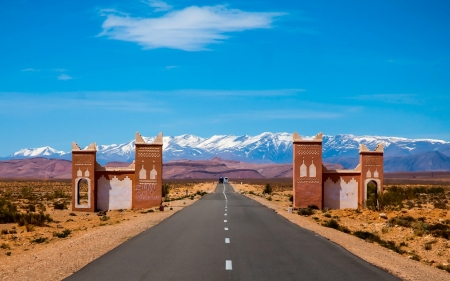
[53,201,67,210]
[99,215,110,221]
[298,208,315,216]
[436,264,450,273]
[263,184,272,195]
[53,229,71,238]
[324,213,331,218]
[32,237,47,244]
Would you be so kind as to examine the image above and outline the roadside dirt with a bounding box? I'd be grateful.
[0,181,215,281]
[234,183,450,281]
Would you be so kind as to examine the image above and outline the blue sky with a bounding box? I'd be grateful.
[1,0,450,155]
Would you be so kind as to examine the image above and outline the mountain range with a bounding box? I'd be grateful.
[2,133,450,172]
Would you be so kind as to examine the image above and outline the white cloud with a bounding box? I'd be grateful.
[165,65,178,70]
[57,74,73,81]
[99,5,285,51]
[22,68,40,72]
[146,0,173,12]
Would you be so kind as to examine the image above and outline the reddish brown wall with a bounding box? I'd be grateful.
[72,151,96,212]
[359,152,384,205]
[293,141,323,209]
[134,143,163,209]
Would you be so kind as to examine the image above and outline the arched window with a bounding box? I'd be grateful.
[77,178,89,206]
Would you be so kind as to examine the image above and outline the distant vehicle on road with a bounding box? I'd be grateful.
[224,177,229,183]
[219,177,224,183]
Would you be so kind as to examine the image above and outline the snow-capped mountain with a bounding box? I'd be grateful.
[4,133,450,171]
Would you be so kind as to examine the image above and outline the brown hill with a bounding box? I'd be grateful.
[0,157,343,180]
[0,158,72,179]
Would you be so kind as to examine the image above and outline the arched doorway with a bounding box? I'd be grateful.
[77,178,89,206]
[366,180,378,209]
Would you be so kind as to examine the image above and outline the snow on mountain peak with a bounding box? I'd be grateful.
[4,133,450,164]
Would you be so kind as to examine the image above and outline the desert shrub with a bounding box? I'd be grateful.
[53,188,70,199]
[69,212,77,216]
[434,202,447,209]
[53,201,67,210]
[298,208,315,216]
[20,186,35,200]
[322,219,350,233]
[196,191,207,196]
[99,215,110,221]
[399,241,408,247]
[410,253,421,261]
[324,213,331,218]
[162,184,171,197]
[436,264,450,273]
[17,212,53,226]
[267,196,272,201]
[28,204,36,212]
[388,216,416,227]
[0,198,18,223]
[353,231,404,254]
[427,223,450,239]
[32,237,47,244]
[249,191,255,195]
[308,205,319,210]
[53,229,71,238]
[376,185,445,210]
[312,217,319,221]
[263,184,272,195]
[6,252,11,256]
[1,229,8,235]
[289,195,293,202]
[0,243,10,250]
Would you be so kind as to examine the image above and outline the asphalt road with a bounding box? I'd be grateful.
[65,183,400,281]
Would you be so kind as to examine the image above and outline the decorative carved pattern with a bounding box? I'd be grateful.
[137,152,161,158]
[364,156,381,165]
[73,155,92,165]
[296,144,321,155]
[297,178,320,184]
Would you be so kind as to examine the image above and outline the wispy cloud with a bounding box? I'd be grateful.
[349,94,420,105]
[51,68,66,72]
[22,68,40,72]
[165,65,178,70]
[99,5,286,51]
[0,92,169,113]
[57,74,73,81]
[145,0,173,12]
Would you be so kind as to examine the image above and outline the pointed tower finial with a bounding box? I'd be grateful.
[153,132,163,145]
[136,132,145,144]
[72,142,81,151]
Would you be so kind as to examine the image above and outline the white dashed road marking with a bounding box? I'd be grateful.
[224,220,227,222]
[225,238,230,244]
[226,260,232,270]
[224,227,228,230]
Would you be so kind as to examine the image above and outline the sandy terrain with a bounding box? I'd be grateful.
[0,181,216,281]
[234,183,450,281]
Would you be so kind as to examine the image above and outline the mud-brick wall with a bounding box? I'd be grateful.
[293,141,323,209]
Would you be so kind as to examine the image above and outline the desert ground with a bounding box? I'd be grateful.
[1,178,450,280]
[0,180,216,281]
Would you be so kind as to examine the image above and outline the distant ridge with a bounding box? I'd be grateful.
[2,133,450,172]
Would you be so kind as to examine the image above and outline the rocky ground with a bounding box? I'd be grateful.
[233,182,450,281]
